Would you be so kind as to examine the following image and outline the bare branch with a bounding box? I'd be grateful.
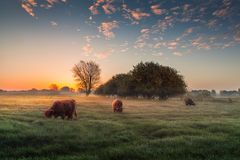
[72,60,101,96]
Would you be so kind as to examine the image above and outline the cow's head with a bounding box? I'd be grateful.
[45,109,54,118]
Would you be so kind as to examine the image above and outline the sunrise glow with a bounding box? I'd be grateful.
[0,0,240,91]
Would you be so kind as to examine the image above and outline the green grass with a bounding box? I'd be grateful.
[0,95,240,160]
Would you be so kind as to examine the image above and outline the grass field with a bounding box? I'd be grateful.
[0,94,240,160]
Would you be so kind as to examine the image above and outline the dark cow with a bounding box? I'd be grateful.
[184,98,195,106]
[45,99,77,119]
[112,99,123,112]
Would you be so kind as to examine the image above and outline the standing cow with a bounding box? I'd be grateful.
[45,99,77,119]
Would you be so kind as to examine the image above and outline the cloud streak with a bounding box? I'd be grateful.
[94,48,114,59]
[21,0,37,17]
[131,10,150,20]
[18,0,240,57]
[151,4,165,15]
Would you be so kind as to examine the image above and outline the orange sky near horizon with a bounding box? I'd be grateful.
[1,0,240,92]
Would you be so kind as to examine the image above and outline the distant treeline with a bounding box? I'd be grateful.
[189,89,240,97]
[0,87,76,95]
[95,62,187,99]
[219,90,240,96]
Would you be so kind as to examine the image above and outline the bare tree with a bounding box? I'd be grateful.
[72,60,101,96]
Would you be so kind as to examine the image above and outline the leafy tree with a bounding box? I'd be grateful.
[131,62,186,98]
[95,74,135,96]
[211,90,216,96]
[95,61,186,99]
[72,60,101,96]
[60,86,70,92]
[49,84,59,91]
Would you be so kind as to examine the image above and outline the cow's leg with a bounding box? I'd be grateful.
[74,110,77,118]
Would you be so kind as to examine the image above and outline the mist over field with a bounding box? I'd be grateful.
[1,95,240,160]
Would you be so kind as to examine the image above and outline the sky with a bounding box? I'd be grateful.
[0,0,240,91]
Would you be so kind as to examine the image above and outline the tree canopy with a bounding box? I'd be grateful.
[49,84,59,91]
[95,62,186,99]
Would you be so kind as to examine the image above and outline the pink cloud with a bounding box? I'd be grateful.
[40,0,67,9]
[131,10,150,20]
[140,28,150,33]
[89,5,99,15]
[47,0,57,5]
[167,41,178,50]
[173,52,183,56]
[213,8,229,17]
[191,36,211,50]
[21,2,35,17]
[98,21,118,39]
[89,0,115,15]
[28,0,37,6]
[151,5,165,15]
[94,48,114,59]
[153,42,165,49]
[121,4,137,24]
[97,0,105,3]
[88,0,104,15]
[122,4,150,24]
[177,27,194,40]
[102,3,116,14]
[22,0,67,14]
[21,0,39,17]
[156,16,174,32]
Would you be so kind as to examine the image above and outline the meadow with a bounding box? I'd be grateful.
[0,94,240,160]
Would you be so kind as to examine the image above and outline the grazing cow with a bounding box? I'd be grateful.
[45,99,77,119]
[112,99,123,112]
[184,98,195,106]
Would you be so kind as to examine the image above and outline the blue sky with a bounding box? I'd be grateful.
[0,0,240,91]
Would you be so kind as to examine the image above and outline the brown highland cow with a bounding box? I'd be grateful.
[112,99,123,112]
[184,98,196,106]
[45,99,77,119]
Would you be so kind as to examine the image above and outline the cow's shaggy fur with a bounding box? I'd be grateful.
[184,98,195,106]
[112,99,123,112]
[45,99,77,119]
